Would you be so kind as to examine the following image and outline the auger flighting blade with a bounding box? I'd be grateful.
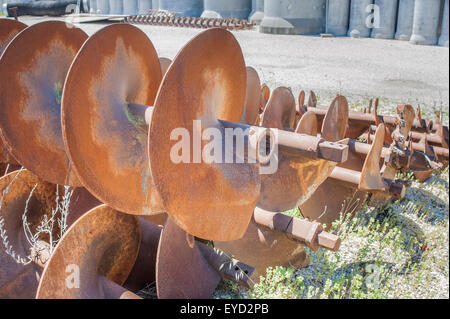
[0,21,88,187]
[36,205,143,299]
[300,124,405,227]
[0,19,27,55]
[295,111,318,136]
[62,24,164,216]
[156,217,254,299]
[0,169,100,298]
[0,170,58,299]
[257,94,349,212]
[241,67,262,126]
[0,19,27,170]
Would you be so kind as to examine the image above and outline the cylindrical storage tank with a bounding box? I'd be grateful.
[202,0,252,19]
[260,0,326,35]
[109,0,123,14]
[159,0,203,17]
[370,0,398,39]
[249,0,264,24]
[410,0,441,45]
[439,0,449,46]
[395,0,415,40]
[325,0,350,36]
[124,0,138,15]
[89,0,97,13]
[348,0,374,38]
[97,0,109,14]
[138,0,152,14]
[152,0,159,10]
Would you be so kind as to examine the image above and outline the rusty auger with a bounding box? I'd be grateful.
[299,122,406,228]
[0,21,254,299]
[296,90,448,142]
[0,170,253,299]
[35,206,254,299]
[340,105,443,183]
[0,169,101,298]
[61,25,348,242]
[213,87,344,279]
[123,11,255,31]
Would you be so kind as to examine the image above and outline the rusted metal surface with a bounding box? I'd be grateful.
[149,28,259,241]
[156,217,254,299]
[257,95,349,212]
[300,124,408,227]
[0,21,87,187]
[0,19,27,167]
[124,11,255,30]
[215,213,309,280]
[358,124,387,192]
[260,84,270,114]
[0,164,21,177]
[252,208,340,251]
[149,28,349,240]
[0,19,27,58]
[0,170,59,298]
[36,205,141,299]
[0,170,105,298]
[62,24,163,216]
[66,187,102,227]
[242,67,262,125]
[124,217,162,293]
[260,87,296,130]
[295,111,318,136]
[299,98,437,141]
[214,207,340,280]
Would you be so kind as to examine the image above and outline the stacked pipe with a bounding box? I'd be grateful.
[0,18,447,299]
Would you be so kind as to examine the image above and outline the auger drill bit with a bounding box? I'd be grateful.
[257,89,349,212]
[61,25,348,241]
[361,106,448,172]
[369,107,448,150]
[297,90,443,140]
[300,124,406,228]
[0,19,28,176]
[213,86,343,279]
[0,169,101,298]
[342,105,442,183]
[34,204,253,299]
[148,28,348,241]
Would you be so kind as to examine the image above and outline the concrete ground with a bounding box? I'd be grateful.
[9,16,450,118]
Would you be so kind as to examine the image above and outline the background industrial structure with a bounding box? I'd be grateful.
[1,0,449,46]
